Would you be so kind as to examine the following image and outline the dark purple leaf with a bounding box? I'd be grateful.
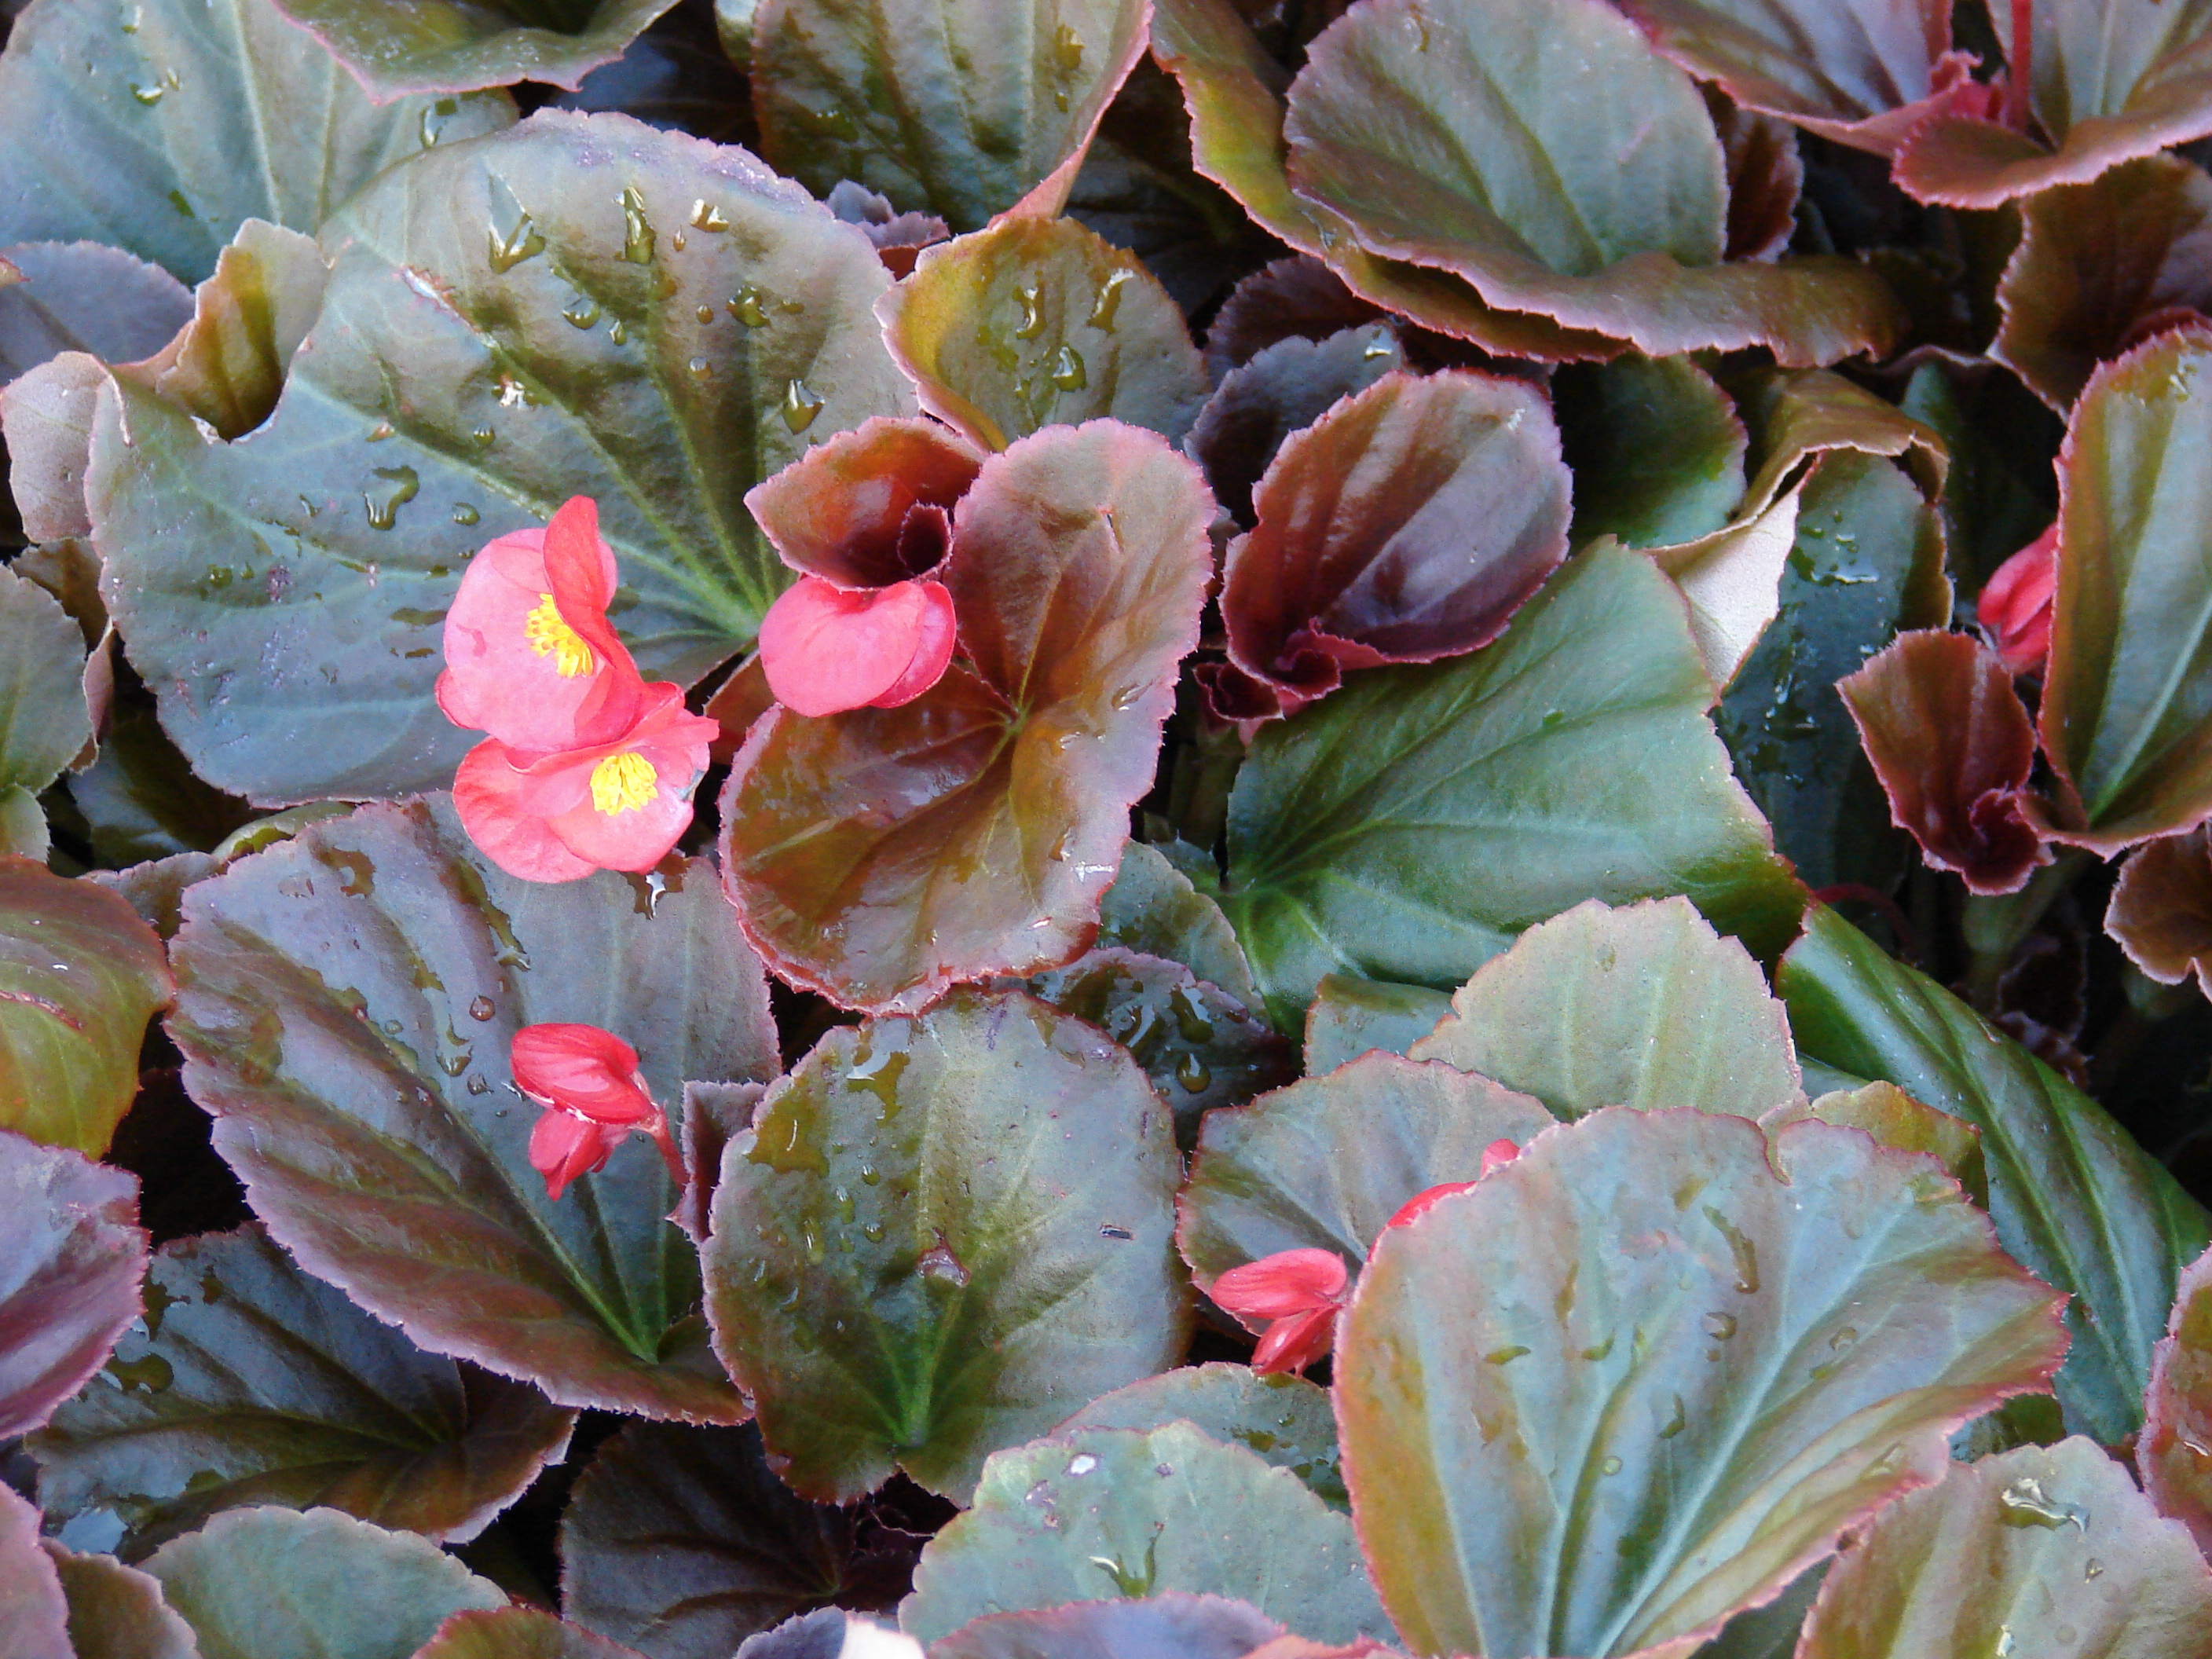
[1183,323,1403,526]
[0,243,191,383]
[0,1130,145,1441]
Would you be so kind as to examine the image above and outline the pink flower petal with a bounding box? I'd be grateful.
[528,1108,628,1201]
[758,575,958,717]
[511,1024,655,1125]
[1212,1247,1350,1321]
[1981,526,2056,676]
[1251,1306,1339,1375]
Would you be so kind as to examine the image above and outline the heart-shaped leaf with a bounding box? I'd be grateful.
[0,858,173,1155]
[143,1506,507,1659]
[31,1223,577,1557]
[1780,903,2212,1443]
[720,421,1211,1013]
[2108,826,2212,996]
[0,1485,70,1659]
[1096,842,1260,1012]
[880,216,1207,453]
[1408,896,1802,1120]
[1795,1438,2212,1657]
[0,565,91,800]
[1301,976,1452,1075]
[0,0,513,284]
[2144,1243,2212,1556]
[0,242,192,382]
[167,796,774,1421]
[702,991,1190,1502]
[934,1595,1289,1659]
[1220,544,1807,1031]
[269,0,680,99]
[419,1608,654,1659]
[1554,354,1749,551]
[42,1542,200,1659]
[90,108,916,807]
[750,0,1148,232]
[1177,1049,1551,1281]
[1336,1107,2069,1659]
[0,1130,145,1441]
[1050,1363,1346,1509]
[558,1423,911,1659]
[900,1424,1392,1646]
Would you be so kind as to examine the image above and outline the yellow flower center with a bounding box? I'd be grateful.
[590,751,659,815]
[525,593,595,678]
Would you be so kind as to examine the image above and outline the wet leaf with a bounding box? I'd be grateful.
[1781,903,2212,1443]
[1050,1363,1346,1509]
[1097,842,1259,1011]
[90,109,914,806]
[1553,353,1749,550]
[1183,323,1404,526]
[933,1594,1287,1659]
[167,796,774,1420]
[2144,1243,2212,1557]
[42,1543,200,1659]
[1763,1080,1988,1209]
[1336,1108,2070,1659]
[0,1485,71,1659]
[0,564,92,798]
[31,1223,577,1558]
[2108,826,2212,998]
[0,1130,145,1441]
[702,992,1190,1501]
[0,242,192,382]
[1300,976,1451,1075]
[419,1608,654,1659]
[269,0,680,99]
[901,1423,1391,1646]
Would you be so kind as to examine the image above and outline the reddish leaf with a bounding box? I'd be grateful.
[418,1607,653,1659]
[744,416,983,588]
[0,1130,145,1440]
[41,1544,198,1659]
[2108,827,2212,999]
[1713,97,1807,262]
[1839,629,2050,895]
[2147,1243,2212,1558]
[0,1485,70,1659]
[934,1593,1287,1659]
[1202,255,1389,380]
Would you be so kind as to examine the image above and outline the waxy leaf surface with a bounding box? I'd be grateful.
[42,1543,200,1659]
[932,1595,1285,1659]
[92,110,914,806]
[1301,975,1452,1075]
[1553,354,1748,551]
[0,0,512,284]
[703,992,1189,1502]
[1096,842,1260,1012]
[2144,1244,2212,1555]
[1336,1108,2069,1659]
[1781,904,2212,1442]
[1221,544,1806,1031]
[419,1608,654,1659]
[32,1224,577,1556]
[269,0,680,99]
[902,1424,1391,1646]
[0,1485,70,1659]
[0,1130,145,1441]
[2108,826,2212,996]
[1795,1437,2212,1658]
[168,797,774,1421]
[1051,1363,1346,1509]
[0,242,192,383]
[1408,896,1801,1121]
[1185,324,1404,528]
[1765,1080,1987,1208]
[0,565,92,800]
[721,422,1210,1013]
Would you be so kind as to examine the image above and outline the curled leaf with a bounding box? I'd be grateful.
[2145,1244,2212,1558]
[2108,826,2212,998]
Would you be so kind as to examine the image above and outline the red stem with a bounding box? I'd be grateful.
[2005,0,2034,133]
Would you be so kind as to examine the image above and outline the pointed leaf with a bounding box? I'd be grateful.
[901,1424,1391,1646]
[0,1130,145,1440]
[1219,544,1807,1031]
[1337,1108,2069,1659]
[42,1544,200,1659]
[91,109,914,806]
[2108,826,2212,997]
[0,564,92,797]
[1796,1438,2212,1658]
[0,242,192,381]
[31,1223,577,1556]
[167,797,774,1420]
[1301,976,1452,1075]
[1554,354,1749,551]
[1051,1364,1346,1510]
[702,992,1190,1502]
[0,0,512,284]
[0,1485,71,1659]
[1780,903,2212,1443]
[934,1595,1287,1659]
[2144,1244,2212,1555]
[269,0,680,99]
[1097,842,1260,1012]
[418,1609,651,1659]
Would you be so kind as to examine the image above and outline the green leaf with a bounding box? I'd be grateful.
[558,1423,907,1659]
[720,422,1210,1013]
[1336,1107,2070,1659]
[0,859,173,1155]
[0,1485,71,1659]
[1408,896,1802,1120]
[31,1223,577,1558]
[1795,1438,2212,1657]
[1764,1081,1989,1209]
[2143,1243,2212,1555]
[0,1132,145,1441]
[168,796,773,1421]
[91,108,916,807]
[269,0,680,98]
[2037,327,2212,851]
[1220,544,1807,1031]
[42,1544,200,1659]
[751,0,1148,233]
[1097,842,1260,1011]
[1779,903,2212,1443]
[1049,1363,1346,1509]
[1280,0,1902,363]
[1300,974,1450,1075]
[142,1506,507,1659]
[417,1609,652,1659]
[880,215,1207,452]
[702,991,1190,1501]
[0,0,513,284]
[1177,1049,1551,1279]
[900,1423,1391,1646]
[932,1595,1287,1659]
[1554,354,1749,551]
[0,564,90,797]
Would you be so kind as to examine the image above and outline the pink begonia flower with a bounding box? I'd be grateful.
[1981,526,2056,677]
[437,496,646,753]
[511,1023,683,1201]
[1382,1140,1522,1230]
[756,573,958,717]
[455,684,720,882]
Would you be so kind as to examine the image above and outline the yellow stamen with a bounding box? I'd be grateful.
[591,751,659,815]
[525,592,596,678]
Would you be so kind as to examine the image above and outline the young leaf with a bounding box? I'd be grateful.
[269,0,680,99]
[1781,904,2212,1443]
[90,109,915,807]
[558,1423,909,1659]
[2108,826,2212,997]
[880,215,1207,451]
[751,0,1148,232]
[1407,896,1803,1119]
[1049,1363,1346,1509]
[1795,1438,2212,1657]
[1184,324,1404,526]
[0,242,192,382]
[1301,975,1452,1075]
[702,992,1191,1502]
[2144,1244,2212,1557]
[0,1485,71,1659]
[1220,544,1806,1030]
[31,1223,577,1556]
[933,1595,1287,1659]
[418,1608,654,1659]
[168,797,774,1421]
[0,0,512,284]
[42,1543,200,1659]
[1335,1108,2069,1659]
[0,858,173,1155]
[1096,842,1260,1011]
[142,1506,506,1659]
[0,1130,145,1441]
[1553,354,1749,550]
[721,422,1211,1013]
[901,1424,1392,1646]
